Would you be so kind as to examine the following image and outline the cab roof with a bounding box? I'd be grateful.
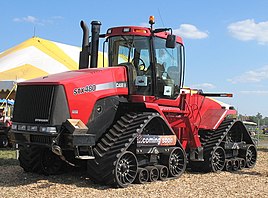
[105,26,183,44]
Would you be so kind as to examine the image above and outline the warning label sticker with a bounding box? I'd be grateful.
[137,135,177,146]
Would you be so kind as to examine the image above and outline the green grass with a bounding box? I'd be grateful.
[0,149,19,166]
[253,134,268,140]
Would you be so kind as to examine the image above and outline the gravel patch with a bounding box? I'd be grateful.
[1,150,267,198]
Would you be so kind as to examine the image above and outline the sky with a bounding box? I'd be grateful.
[1,0,268,117]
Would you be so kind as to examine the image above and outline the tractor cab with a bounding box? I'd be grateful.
[106,25,185,99]
[79,16,185,100]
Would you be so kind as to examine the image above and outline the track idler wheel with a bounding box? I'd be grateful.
[211,146,226,172]
[145,166,159,182]
[115,151,138,188]
[162,147,186,177]
[155,165,168,181]
[134,168,149,184]
[244,145,257,168]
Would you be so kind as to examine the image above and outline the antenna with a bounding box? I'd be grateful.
[158,8,165,26]
[33,26,36,37]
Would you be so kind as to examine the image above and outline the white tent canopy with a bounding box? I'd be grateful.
[0,37,108,85]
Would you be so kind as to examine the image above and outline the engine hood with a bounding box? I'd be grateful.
[19,67,127,86]
[18,67,128,124]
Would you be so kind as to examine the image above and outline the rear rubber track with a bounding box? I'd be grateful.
[191,119,257,172]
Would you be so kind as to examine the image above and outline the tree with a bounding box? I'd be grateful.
[256,112,263,120]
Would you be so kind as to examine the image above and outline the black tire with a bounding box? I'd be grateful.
[41,148,63,175]
[19,145,63,175]
[0,135,9,148]
[19,145,43,173]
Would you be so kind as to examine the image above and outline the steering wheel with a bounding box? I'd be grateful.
[131,57,146,71]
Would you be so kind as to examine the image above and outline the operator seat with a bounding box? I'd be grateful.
[155,63,165,78]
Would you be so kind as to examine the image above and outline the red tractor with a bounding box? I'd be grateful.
[10,17,257,187]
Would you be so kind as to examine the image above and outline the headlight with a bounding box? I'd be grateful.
[11,124,17,130]
[39,126,57,133]
[18,125,26,131]
[27,125,38,132]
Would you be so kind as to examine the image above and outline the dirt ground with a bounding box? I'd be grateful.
[0,148,267,198]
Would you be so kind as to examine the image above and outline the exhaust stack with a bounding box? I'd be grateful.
[90,21,101,68]
[79,21,90,69]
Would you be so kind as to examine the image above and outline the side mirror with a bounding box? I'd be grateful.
[166,35,176,48]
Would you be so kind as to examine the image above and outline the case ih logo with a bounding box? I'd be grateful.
[73,84,96,95]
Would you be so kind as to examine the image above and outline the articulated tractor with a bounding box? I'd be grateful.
[10,16,257,187]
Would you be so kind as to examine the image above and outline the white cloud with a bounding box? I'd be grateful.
[191,83,216,90]
[240,90,268,95]
[13,15,64,25]
[228,19,268,45]
[228,65,268,84]
[13,16,39,24]
[51,16,64,20]
[173,24,208,39]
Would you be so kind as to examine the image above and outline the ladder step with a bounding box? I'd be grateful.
[75,156,95,160]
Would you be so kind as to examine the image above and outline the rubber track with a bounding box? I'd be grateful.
[198,119,235,172]
[19,145,44,174]
[87,112,158,187]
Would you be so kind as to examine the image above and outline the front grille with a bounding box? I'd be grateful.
[30,135,53,144]
[13,85,55,123]
[13,133,28,142]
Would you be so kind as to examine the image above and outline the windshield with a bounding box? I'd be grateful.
[108,36,150,69]
[154,37,183,98]
[108,35,183,98]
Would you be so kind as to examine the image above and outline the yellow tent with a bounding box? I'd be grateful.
[0,37,107,82]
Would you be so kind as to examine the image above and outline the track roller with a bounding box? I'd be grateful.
[134,168,149,184]
[239,158,246,169]
[145,166,159,182]
[225,160,232,171]
[232,159,239,171]
[155,165,169,181]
